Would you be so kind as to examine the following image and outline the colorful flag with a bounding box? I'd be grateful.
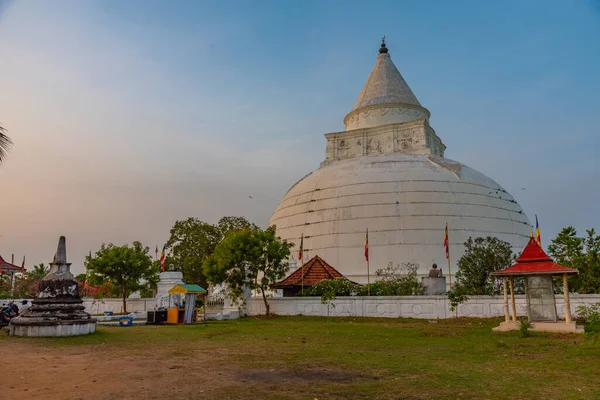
[444,223,449,259]
[155,245,159,259]
[52,254,56,263]
[364,229,369,262]
[20,256,25,272]
[530,230,534,239]
[160,245,166,271]
[298,234,304,263]
[535,215,541,246]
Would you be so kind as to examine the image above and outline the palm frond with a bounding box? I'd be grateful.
[0,124,12,164]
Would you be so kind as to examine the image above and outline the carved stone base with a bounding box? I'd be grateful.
[9,319,96,337]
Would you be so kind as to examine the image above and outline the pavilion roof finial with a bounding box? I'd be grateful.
[379,35,388,54]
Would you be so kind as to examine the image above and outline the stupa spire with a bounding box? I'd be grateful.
[379,35,388,54]
[343,38,431,131]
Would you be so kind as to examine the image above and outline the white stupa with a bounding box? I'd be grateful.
[269,39,531,283]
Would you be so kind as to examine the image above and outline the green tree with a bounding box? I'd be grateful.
[455,237,515,295]
[203,226,292,316]
[217,216,259,239]
[30,263,49,279]
[165,216,257,287]
[165,217,221,287]
[0,124,11,165]
[86,242,156,313]
[548,227,600,293]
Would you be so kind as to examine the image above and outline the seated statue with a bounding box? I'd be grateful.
[428,263,441,277]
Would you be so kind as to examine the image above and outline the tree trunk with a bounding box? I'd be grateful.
[261,287,270,316]
[122,288,127,314]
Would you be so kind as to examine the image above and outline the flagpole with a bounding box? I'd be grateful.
[366,228,370,296]
[445,223,452,288]
[367,258,371,296]
[447,254,452,288]
[299,234,304,295]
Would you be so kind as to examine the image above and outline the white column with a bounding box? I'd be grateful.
[510,276,517,322]
[503,276,510,323]
[563,274,571,324]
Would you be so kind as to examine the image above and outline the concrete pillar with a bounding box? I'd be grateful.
[503,276,510,323]
[563,273,571,324]
[509,276,517,322]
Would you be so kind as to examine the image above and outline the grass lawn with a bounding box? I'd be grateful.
[2,316,599,399]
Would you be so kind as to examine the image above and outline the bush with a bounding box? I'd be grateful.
[359,262,425,296]
[577,303,600,332]
[447,285,469,318]
[518,318,532,337]
[307,278,359,297]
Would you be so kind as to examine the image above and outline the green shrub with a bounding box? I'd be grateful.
[447,285,469,318]
[577,303,600,325]
[518,318,532,337]
[307,278,359,297]
[359,262,425,296]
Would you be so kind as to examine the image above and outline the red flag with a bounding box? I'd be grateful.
[298,234,304,263]
[444,223,449,259]
[160,245,166,271]
[364,229,369,262]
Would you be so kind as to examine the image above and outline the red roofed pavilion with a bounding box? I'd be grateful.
[275,255,352,297]
[492,237,581,333]
[0,255,24,273]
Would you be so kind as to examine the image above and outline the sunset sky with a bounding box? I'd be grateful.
[1,0,599,274]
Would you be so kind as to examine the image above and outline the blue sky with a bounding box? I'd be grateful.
[0,0,599,273]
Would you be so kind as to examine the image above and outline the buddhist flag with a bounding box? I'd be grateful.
[298,234,304,263]
[535,215,541,246]
[530,230,534,239]
[20,255,25,272]
[52,254,56,264]
[364,229,369,262]
[444,223,449,260]
[160,245,166,271]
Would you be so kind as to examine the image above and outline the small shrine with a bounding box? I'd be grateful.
[9,236,96,337]
[167,284,207,324]
[275,255,351,297]
[492,237,582,333]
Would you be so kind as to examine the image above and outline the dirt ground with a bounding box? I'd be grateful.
[2,318,599,400]
[3,340,234,399]
[1,326,368,400]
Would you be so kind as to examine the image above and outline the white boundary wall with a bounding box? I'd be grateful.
[247,294,600,319]
[4,295,600,319]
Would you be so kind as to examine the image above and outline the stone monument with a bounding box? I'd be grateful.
[9,236,96,337]
[421,263,447,295]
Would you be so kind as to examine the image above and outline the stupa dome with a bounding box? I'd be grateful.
[269,40,531,283]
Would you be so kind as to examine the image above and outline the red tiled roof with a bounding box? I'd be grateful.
[0,255,24,272]
[275,255,346,288]
[493,237,578,276]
